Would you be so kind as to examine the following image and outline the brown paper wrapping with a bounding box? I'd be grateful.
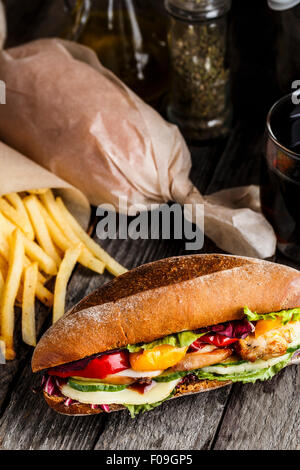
[0,1,5,49]
[0,37,276,259]
[0,141,90,229]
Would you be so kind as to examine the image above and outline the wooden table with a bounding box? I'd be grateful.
[0,0,299,451]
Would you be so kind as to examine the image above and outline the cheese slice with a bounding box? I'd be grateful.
[113,369,163,378]
[61,379,181,405]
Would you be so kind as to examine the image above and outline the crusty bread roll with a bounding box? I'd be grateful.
[32,254,300,372]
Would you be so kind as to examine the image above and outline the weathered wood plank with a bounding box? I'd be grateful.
[205,124,263,194]
[94,386,231,451]
[213,365,300,450]
[0,361,105,450]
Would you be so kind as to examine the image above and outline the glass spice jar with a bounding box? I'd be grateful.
[165,0,232,141]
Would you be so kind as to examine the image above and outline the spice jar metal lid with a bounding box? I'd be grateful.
[165,0,231,20]
[268,0,300,10]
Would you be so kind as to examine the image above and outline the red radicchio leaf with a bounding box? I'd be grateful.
[210,319,254,339]
[43,376,55,395]
[64,398,79,406]
[41,375,47,387]
[292,350,300,364]
[90,404,100,410]
[55,377,67,389]
[43,375,65,397]
[89,404,110,412]
[100,404,110,412]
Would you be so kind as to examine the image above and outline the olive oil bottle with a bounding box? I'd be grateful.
[65,0,170,105]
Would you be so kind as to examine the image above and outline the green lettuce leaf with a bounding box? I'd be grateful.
[287,343,300,354]
[244,306,300,325]
[126,331,205,353]
[124,392,175,418]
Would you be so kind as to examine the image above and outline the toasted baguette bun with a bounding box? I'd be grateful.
[43,379,231,416]
[32,254,300,372]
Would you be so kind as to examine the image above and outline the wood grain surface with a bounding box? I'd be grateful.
[0,0,298,451]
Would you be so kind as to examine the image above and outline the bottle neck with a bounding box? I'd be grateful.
[165,0,231,21]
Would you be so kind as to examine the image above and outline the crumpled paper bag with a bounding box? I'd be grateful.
[0,37,276,259]
[0,141,91,230]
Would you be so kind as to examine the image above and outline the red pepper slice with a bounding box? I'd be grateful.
[190,333,239,351]
[48,351,130,379]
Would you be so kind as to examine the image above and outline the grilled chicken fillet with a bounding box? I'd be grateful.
[235,322,300,362]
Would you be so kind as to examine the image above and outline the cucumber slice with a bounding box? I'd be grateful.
[68,378,128,392]
[155,371,187,382]
[208,360,247,367]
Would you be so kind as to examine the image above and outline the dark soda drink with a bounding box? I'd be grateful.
[260,93,300,260]
[260,156,300,244]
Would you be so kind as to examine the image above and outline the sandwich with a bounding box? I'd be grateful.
[32,254,300,417]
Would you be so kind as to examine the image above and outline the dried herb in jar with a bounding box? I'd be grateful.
[166,0,232,140]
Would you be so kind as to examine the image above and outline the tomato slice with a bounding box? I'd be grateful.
[48,351,130,379]
[190,334,239,351]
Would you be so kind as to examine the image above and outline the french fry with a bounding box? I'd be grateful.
[23,195,61,266]
[0,233,52,309]
[53,244,82,323]
[22,262,38,346]
[0,211,15,237]
[16,278,52,308]
[0,229,24,359]
[0,232,46,285]
[0,235,10,269]
[0,254,8,279]
[0,213,48,283]
[38,202,72,251]
[23,236,57,275]
[41,190,125,276]
[36,283,53,308]
[38,195,105,274]
[27,188,48,195]
[0,197,33,240]
[57,196,127,276]
[4,193,34,240]
[0,268,4,297]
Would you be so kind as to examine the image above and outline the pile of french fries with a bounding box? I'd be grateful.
[0,189,126,360]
